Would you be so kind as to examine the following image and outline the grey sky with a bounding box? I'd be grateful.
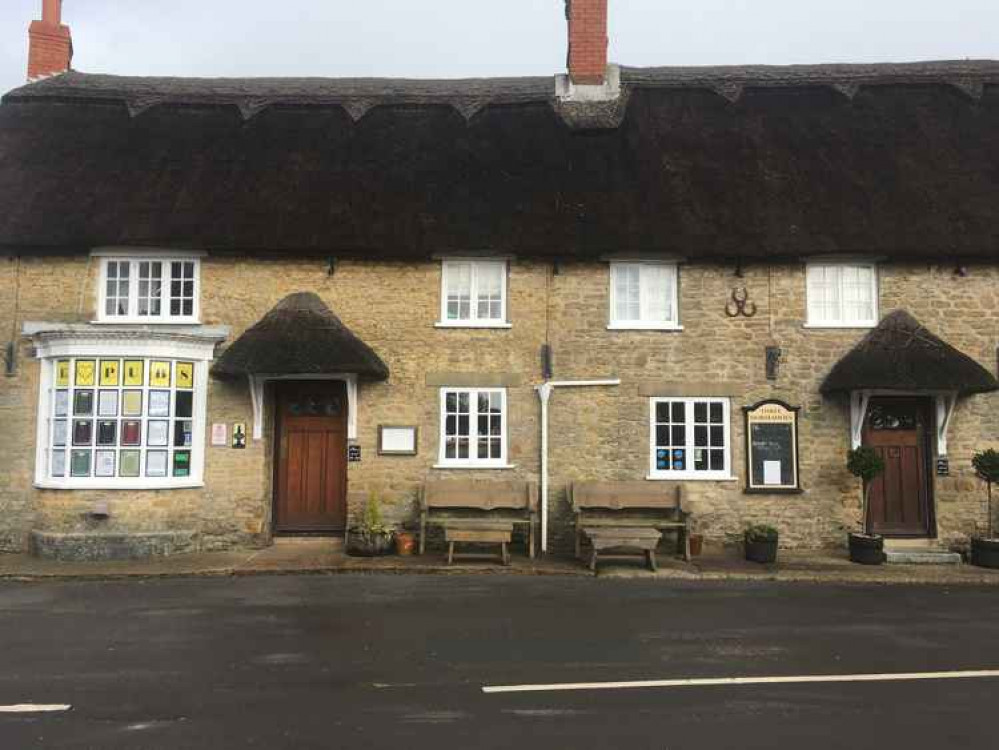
[2,0,998,95]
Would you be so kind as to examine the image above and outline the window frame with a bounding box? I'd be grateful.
[648,397,733,481]
[608,261,681,330]
[96,253,203,324]
[435,387,511,469]
[804,261,879,329]
[32,337,214,491]
[436,259,511,328]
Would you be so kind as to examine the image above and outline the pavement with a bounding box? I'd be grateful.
[2,574,999,749]
[3,539,999,585]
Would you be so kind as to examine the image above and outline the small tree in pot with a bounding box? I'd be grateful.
[970,449,999,568]
[846,446,886,565]
[346,492,394,557]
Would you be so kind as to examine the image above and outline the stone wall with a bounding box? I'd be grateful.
[1,252,997,555]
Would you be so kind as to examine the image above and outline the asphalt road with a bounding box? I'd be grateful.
[2,575,998,749]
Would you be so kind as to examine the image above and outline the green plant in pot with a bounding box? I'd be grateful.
[744,524,779,564]
[846,446,886,565]
[970,449,999,568]
[346,492,394,557]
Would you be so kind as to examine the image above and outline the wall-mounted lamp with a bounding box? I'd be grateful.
[541,344,554,380]
[954,264,968,277]
[552,260,562,276]
[734,258,744,278]
[4,341,16,377]
[327,257,337,276]
[765,346,782,380]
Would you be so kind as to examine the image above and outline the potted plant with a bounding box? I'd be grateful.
[970,449,999,568]
[395,523,417,556]
[346,492,394,557]
[744,524,778,563]
[846,446,886,565]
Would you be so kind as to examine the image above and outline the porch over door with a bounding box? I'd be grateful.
[274,381,348,533]
[862,398,933,537]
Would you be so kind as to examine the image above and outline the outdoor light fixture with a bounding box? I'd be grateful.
[327,257,337,276]
[954,264,968,277]
[4,341,16,377]
[766,346,782,380]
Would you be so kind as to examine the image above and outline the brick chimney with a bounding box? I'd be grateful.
[566,0,608,85]
[27,0,73,81]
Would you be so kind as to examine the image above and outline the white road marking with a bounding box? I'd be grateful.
[482,669,999,694]
[0,703,71,713]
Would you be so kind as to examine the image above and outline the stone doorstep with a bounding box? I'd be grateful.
[884,550,963,566]
[882,539,963,566]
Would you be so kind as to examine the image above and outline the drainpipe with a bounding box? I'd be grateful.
[536,379,621,553]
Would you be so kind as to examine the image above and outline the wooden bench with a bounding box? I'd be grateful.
[569,481,691,565]
[584,527,662,573]
[420,480,538,560]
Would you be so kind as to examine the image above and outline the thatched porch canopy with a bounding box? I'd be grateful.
[211,292,389,380]
[820,310,999,396]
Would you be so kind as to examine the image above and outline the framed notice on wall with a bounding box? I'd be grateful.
[744,399,801,493]
[378,425,418,456]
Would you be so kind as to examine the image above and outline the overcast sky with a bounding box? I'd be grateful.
[2,0,998,94]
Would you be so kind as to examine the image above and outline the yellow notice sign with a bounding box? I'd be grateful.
[74,360,95,387]
[149,361,171,387]
[56,360,70,387]
[176,362,194,389]
[99,360,120,387]
[123,360,144,387]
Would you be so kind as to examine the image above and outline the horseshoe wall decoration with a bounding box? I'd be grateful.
[725,286,757,318]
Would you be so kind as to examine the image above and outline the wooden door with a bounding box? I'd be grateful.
[274,381,348,533]
[862,398,933,537]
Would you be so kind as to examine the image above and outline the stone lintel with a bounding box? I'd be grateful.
[425,372,523,388]
[637,381,743,397]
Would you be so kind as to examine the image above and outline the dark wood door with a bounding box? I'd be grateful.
[862,398,933,537]
[274,381,348,533]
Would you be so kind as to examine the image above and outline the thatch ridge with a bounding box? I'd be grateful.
[820,310,999,396]
[211,292,389,380]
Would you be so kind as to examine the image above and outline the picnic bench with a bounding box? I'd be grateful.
[420,480,538,561]
[569,481,690,573]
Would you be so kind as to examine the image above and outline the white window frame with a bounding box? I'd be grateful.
[608,261,681,330]
[435,387,512,469]
[804,261,879,328]
[95,251,203,324]
[648,397,734,481]
[31,334,215,490]
[436,259,511,328]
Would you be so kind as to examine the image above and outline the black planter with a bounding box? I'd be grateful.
[971,537,999,569]
[848,532,884,565]
[745,537,778,564]
[346,530,394,557]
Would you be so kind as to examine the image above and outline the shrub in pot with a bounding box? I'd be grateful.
[970,449,999,569]
[846,446,886,565]
[744,524,778,564]
[346,492,394,557]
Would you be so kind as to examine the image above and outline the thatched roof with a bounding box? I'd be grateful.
[211,292,389,380]
[1,61,999,259]
[820,310,999,396]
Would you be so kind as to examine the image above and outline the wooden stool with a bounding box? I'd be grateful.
[583,527,663,574]
[444,521,514,565]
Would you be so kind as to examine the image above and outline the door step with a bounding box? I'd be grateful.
[883,543,962,565]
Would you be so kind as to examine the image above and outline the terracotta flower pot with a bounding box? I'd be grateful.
[688,534,703,557]
[395,531,416,556]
